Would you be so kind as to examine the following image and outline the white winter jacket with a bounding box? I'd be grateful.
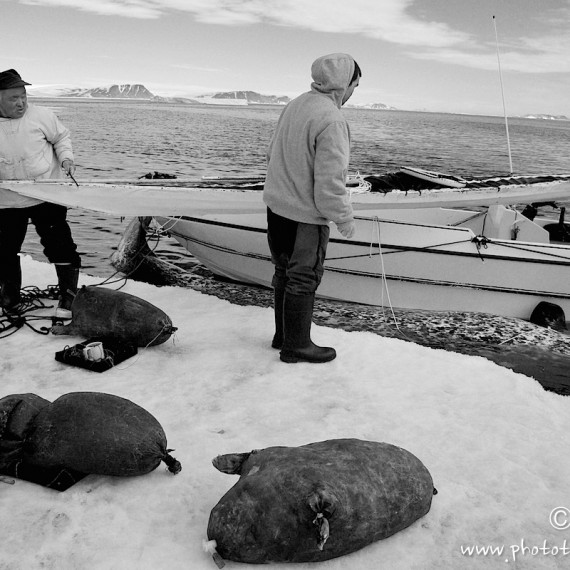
[0,104,74,208]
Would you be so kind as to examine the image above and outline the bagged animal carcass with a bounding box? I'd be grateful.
[51,285,177,347]
[207,438,436,564]
[23,392,181,478]
[0,393,50,468]
[0,393,84,490]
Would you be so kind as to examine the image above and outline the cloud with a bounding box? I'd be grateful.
[19,0,470,47]
[413,4,570,74]
[22,0,163,18]
[411,30,570,74]
[17,0,570,73]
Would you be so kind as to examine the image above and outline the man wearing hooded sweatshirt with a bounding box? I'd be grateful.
[263,53,361,364]
[0,69,81,320]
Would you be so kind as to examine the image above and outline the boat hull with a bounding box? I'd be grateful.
[155,210,570,321]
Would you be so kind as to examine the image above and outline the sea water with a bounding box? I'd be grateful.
[21,98,570,277]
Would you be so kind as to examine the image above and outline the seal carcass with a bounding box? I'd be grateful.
[111,216,197,287]
[1,392,181,490]
[51,285,176,346]
[207,438,436,563]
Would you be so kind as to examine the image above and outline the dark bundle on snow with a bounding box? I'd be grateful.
[0,392,181,491]
[51,286,177,347]
[207,438,436,564]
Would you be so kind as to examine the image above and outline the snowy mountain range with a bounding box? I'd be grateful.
[27,84,288,105]
[521,113,569,121]
[28,84,155,99]
[195,90,290,106]
[26,83,394,110]
[346,102,398,110]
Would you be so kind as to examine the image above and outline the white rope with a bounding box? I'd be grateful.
[152,215,183,233]
[114,324,178,371]
[371,217,402,332]
[347,171,371,197]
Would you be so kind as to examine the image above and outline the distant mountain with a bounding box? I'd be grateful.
[196,91,290,106]
[28,84,154,99]
[26,85,82,98]
[522,114,568,121]
[150,95,201,105]
[346,102,398,110]
[82,84,154,99]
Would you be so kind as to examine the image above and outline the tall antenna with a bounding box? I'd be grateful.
[493,15,514,174]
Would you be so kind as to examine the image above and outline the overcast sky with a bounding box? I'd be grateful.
[3,0,570,116]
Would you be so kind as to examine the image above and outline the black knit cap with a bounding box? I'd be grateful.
[0,69,32,90]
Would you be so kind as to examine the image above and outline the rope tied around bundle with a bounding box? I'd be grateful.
[163,449,182,474]
[312,512,330,550]
[203,539,226,568]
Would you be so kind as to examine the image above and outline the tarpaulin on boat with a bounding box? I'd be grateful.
[0,180,266,216]
[3,175,570,216]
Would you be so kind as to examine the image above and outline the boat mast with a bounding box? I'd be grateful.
[493,15,514,175]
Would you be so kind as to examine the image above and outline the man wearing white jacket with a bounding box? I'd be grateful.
[263,53,361,363]
[0,69,81,319]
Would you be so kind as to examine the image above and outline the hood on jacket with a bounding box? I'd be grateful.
[310,53,356,109]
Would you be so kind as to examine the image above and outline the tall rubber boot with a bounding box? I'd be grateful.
[280,293,336,363]
[271,288,285,349]
[0,259,22,313]
[55,265,79,312]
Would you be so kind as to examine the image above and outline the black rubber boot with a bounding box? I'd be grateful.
[0,259,22,312]
[55,265,79,311]
[271,288,285,349]
[280,293,336,363]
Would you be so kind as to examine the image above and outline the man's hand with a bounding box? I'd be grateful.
[61,160,76,176]
[336,220,356,239]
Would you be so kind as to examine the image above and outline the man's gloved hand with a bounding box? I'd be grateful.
[336,220,356,239]
[61,160,76,176]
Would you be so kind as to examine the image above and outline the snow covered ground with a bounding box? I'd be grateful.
[1,256,569,570]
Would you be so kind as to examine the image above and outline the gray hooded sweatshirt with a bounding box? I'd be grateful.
[263,53,355,227]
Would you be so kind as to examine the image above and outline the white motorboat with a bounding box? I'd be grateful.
[152,175,570,321]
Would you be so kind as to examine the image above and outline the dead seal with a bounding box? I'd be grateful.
[111,216,202,287]
[51,285,176,346]
[207,438,436,564]
[23,392,181,477]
